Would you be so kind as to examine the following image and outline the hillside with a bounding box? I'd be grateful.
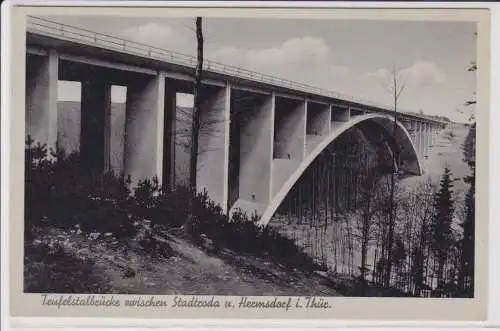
[26,225,341,296]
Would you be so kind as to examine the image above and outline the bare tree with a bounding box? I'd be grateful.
[381,64,407,288]
[184,17,204,232]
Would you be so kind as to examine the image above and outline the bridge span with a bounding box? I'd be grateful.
[25,16,447,221]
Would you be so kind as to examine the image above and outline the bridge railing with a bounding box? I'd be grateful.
[26,16,446,124]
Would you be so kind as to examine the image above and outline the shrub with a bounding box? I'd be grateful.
[25,136,135,238]
[25,137,314,272]
[186,191,315,271]
[24,240,111,293]
[130,179,190,228]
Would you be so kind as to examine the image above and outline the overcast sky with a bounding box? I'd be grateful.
[47,15,477,122]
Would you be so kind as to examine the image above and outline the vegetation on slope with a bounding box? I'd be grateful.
[24,137,318,293]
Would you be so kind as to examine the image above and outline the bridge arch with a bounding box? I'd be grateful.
[257,113,422,227]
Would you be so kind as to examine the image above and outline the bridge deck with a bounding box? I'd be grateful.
[25,16,446,127]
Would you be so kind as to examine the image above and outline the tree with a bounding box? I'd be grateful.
[431,167,455,296]
[456,30,477,297]
[184,17,204,233]
[353,142,385,291]
[381,64,407,288]
[459,123,476,297]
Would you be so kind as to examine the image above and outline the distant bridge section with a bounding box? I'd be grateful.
[25,16,447,221]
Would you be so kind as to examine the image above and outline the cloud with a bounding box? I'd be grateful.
[121,23,173,44]
[120,23,194,55]
[365,68,392,83]
[365,61,447,88]
[249,37,330,68]
[212,36,332,80]
[400,61,448,86]
[210,42,454,120]
[212,47,246,67]
[211,38,394,106]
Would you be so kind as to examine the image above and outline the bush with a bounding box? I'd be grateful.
[25,137,314,272]
[187,191,315,271]
[25,136,135,238]
[130,179,190,228]
[24,240,111,293]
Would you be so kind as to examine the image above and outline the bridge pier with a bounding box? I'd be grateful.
[423,123,428,156]
[413,122,420,158]
[162,88,176,189]
[422,123,427,157]
[425,123,430,156]
[419,122,425,158]
[273,97,306,161]
[429,125,434,146]
[306,101,331,155]
[231,91,275,213]
[124,72,165,186]
[407,120,416,146]
[25,51,59,151]
[80,73,112,173]
[272,97,307,197]
[196,84,231,212]
[307,102,331,135]
[331,105,350,130]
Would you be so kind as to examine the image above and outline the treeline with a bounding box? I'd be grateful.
[271,125,476,297]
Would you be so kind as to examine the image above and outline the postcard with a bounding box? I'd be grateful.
[2,1,491,322]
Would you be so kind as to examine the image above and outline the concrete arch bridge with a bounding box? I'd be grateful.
[25,16,447,225]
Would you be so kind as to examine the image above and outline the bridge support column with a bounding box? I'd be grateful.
[408,120,417,145]
[240,92,275,205]
[413,122,419,157]
[80,74,112,173]
[425,123,430,155]
[331,105,350,130]
[424,123,428,156]
[272,98,307,197]
[274,98,306,161]
[25,51,59,151]
[430,125,434,147]
[429,125,433,146]
[197,84,231,212]
[124,72,165,186]
[407,127,416,154]
[419,122,425,158]
[307,102,331,136]
[416,122,423,158]
[305,102,331,155]
[163,88,176,189]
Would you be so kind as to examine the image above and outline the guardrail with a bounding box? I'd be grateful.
[26,16,446,124]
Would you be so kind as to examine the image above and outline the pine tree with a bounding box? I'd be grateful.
[459,123,475,297]
[431,167,455,296]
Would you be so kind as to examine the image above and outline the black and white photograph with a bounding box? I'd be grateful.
[7,3,491,321]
